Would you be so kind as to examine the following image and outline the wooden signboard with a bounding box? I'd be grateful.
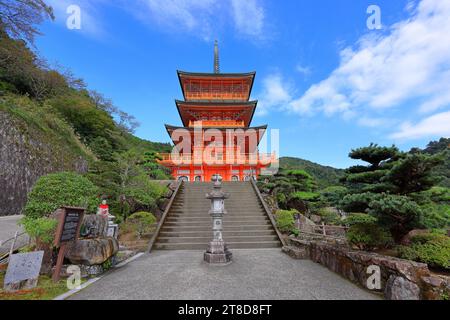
[52,206,85,282]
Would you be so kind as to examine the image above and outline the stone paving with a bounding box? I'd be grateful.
[0,215,29,255]
[70,248,381,300]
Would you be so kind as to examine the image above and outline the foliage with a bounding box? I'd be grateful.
[121,211,157,239]
[316,207,342,225]
[275,210,298,234]
[348,143,400,168]
[339,192,381,213]
[340,142,446,243]
[24,172,99,219]
[367,194,423,241]
[19,216,57,245]
[422,138,450,188]
[319,186,348,206]
[345,213,393,250]
[385,153,444,195]
[0,0,54,44]
[279,157,344,188]
[290,191,320,202]
[398,233,450,270]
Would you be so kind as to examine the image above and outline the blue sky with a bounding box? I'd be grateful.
[35,0,450,168]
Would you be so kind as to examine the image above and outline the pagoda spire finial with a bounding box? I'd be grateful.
[214,40,220,74]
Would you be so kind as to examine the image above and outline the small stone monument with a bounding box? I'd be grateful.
[4,251,44,292]
[204,174,232,265]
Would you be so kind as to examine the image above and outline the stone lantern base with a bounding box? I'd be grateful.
[204,240,232,265]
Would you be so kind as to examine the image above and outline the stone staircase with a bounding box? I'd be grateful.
[153,181,281,250]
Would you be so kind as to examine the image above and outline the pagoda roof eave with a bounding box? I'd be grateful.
[175,99,258,107]
[164,124,268,144]
[177,70,256,78]
[175,100,258,127]
[177,70,256,101]
[165,124,267,132]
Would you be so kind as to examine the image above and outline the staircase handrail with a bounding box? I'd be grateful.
[147,181,182,253]
[250,179,286,247]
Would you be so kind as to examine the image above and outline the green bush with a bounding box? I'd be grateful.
[345,213,393,250]
[398,233,450,270]
[24,172,99,219]
[339,192,381,213]
[122,211,157,239]
[368,194,423,240]
[320,186,348,206]
[275,210,297,234]
[316,207,342,225]
[19,217,58,245]
[123,174,167,215]
[290,191,320,201]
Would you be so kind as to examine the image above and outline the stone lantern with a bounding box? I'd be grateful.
[204,174,232,264]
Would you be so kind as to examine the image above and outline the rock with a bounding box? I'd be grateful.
[81,215,108,238]
[65,237,119,266]
[400,229,430,246]
[310,215,322,224]
[80,265,104,277]
[385,276,421,300]
[282,246,309,259]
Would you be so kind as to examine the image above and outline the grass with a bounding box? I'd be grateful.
[0,271,83,300]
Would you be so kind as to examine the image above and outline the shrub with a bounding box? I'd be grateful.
[398,233,450,270]
[24,172,99,219]
[316,207,342,225]
[339,192,381,213]
[320,186,348,206]
[122,174,167,216]
[368,194,423,241]
[275,210,297,234]
[345,213,393,251]
[20,216,58,245]
[290,191,320,202]
[122,211,157,239]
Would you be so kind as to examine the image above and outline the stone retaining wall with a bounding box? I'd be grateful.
[283,238,450,300]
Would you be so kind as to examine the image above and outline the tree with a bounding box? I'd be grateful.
[385,153,444,195]
[24,172,99,219]
[0,0,54,44]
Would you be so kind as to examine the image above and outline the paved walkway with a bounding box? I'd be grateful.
[70,249,380,300]
[0,215,29,255]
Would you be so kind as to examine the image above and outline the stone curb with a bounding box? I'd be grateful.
[52,252,145,300]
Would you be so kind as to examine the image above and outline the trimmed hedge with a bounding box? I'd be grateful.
[24,172,98,218]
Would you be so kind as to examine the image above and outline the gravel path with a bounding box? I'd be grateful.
[70,248,381,300]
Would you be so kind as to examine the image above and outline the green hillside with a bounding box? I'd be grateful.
[280,157,345,187]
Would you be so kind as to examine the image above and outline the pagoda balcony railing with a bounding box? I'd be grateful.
[158,153,278,166]
[188,120,245,128]
[185,92,248,101]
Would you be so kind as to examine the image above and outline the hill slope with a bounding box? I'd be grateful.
[279,157,344,187]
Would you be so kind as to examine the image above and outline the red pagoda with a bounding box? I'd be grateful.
[159,41,277,182]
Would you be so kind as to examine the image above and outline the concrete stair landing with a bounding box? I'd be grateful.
[153,182,281,250]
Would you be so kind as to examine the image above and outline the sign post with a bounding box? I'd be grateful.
[52,206,85,283]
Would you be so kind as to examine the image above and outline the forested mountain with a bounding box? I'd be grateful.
[0,28,171,215]
[280,157,345,187]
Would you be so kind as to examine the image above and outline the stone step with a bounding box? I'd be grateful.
[166,216,269,221]
[159,230,277,237]
[161,225,275,232]
[153,241,281,250]
[163,221,272,227]
[156,235,279,244]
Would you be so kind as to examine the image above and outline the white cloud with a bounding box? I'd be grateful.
[46,0,107,38]
[390,111,450,140]
[257,74,292,116]
[132,0,266,40]
[230,0,265,38]
[284,0,450,140]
